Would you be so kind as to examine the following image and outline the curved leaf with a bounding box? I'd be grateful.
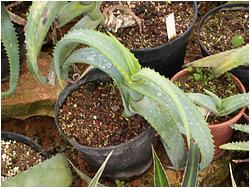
[57,2,95,27]
[130,68,214,169]
[54,29,134,85]
[152,146,169,187]
[1,4,20,97]
[25,1,66,83]
[1,153,72,187]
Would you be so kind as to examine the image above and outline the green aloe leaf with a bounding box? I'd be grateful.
[231,124,249,133]
[187,92,248,117]
[185,44,249,77]
[182,143,200,187]
[57,2,95,27]
[61,47,137,117]
[187,93,219,116]
[54,29,136,85]
[219,93,248,116]
[152,146,170,187]
[130,68,214,169]
[220,141,249,151]
[131,95,187,168]
[89,150,113,187]
[1,153,72,187]
[25,1,66,83]
[1,4,20,97]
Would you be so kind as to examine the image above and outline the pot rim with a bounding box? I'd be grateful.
[171,68,246,128]
[1,131,49,158]
[54,69,155,152]
[197,3,249,56]
[132,1,198,52]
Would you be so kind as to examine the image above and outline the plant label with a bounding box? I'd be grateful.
[166,13,177,40]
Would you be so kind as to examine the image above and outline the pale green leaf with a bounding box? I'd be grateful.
[25,1,66,83]
[2,153,72,187]
[220,141,249,151]
[1,4,20,97]
[152,146,169,187]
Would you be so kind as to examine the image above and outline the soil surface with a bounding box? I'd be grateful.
[174,67,241,124]
[200,8,249,54]
[58,80,149,147]
[1,140,44,181]
[99,1,194,49]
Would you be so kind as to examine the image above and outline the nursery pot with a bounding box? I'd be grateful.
[171,69,246,160]
[54,69,156,180]
[131,2,198,79]
[1,131,49,158]
[197,3,249,90]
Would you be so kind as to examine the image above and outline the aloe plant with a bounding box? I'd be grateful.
[220,124,249,151]
[1,153,72,187]
[187,90,249,117]
[53,29,214,169]
[25,1,104,84]
[152,143,200,187]
[185,44,249,77]
[1,4,20,97]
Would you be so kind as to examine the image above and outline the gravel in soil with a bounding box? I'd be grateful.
[58,80,149,148]
[1,117,172,187]
[200,8,249,54]
[1,140,44,181]
[174,67,241,124]
[99,1,194,49]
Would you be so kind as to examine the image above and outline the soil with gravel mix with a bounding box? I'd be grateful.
[174,67,241,124]
[1,140,44,181]
[58,80,149,148]
[99,1,194,49]
[199,8,249,54]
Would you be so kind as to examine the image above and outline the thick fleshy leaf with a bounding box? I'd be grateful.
[1,4,20,97]
[1,154,72,187]
[231,124,249,133]
[57,2,95,27]
[182,143,200,187]
[88,150,113,187]
[152,146,169,187]
[188,92,248,117]
[220,141,249,151]
[53,29,140,85]
[130,68,214,169]
[185,44,249,77]
[131,95,187,168]
[25,1,66,83]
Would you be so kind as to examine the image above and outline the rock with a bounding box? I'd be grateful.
[1,52,67,120]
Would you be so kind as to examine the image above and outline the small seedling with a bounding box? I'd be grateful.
[231,35,245,48]
[115,180,127,187]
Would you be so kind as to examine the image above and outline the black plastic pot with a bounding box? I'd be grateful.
[54,69,156,180]
[131,2,198,79]
[197,3,249,91]
[1,131,49,158]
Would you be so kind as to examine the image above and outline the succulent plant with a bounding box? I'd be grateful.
[53,29,215,170]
